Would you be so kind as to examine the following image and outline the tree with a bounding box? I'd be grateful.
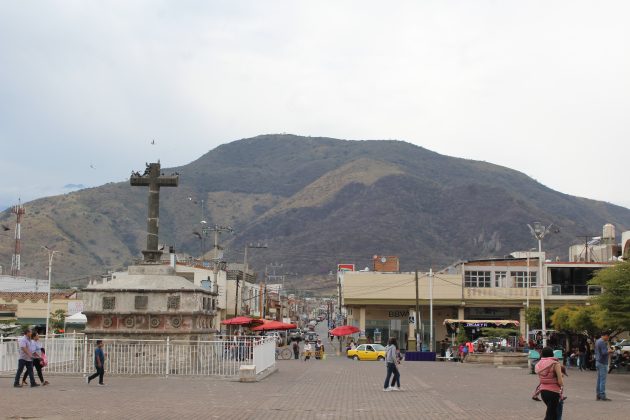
[456,326,468,344]
[50,309,67,332]
[480,327,519,339]
[589,259,630,334]
[550,305,601,338]
[525,306,554,330]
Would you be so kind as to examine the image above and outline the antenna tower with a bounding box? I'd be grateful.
[10,201,25,277]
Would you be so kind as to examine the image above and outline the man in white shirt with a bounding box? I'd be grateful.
[14,329,38,388]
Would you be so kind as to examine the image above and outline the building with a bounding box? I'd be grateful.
[0,290,80,325]
[83,264,217,341]
[341,251,613,352]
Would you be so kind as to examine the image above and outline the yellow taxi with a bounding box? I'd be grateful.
[347,344,387,361]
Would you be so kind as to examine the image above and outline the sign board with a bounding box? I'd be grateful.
[337,264,355,272]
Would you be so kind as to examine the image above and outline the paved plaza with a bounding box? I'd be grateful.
[2,351,629,419]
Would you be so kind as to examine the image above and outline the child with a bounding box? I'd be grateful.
[303,342,312,361]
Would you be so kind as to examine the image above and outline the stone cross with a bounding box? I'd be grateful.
[130,162,179,263]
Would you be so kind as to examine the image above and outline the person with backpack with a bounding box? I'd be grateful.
[461,343,469,362]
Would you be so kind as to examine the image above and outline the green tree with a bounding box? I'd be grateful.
[525,306,555,330]
[589,259,630,335]
[550,305,601,338]
[50,309,67,332]
[480,327,519,339]
[456,326,468,344]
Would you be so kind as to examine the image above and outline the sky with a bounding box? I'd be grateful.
[1,1,629,212]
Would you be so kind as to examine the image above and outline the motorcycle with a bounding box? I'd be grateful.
[608,347,628,373]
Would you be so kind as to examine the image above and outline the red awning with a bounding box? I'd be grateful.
[251,320,297,331]
[329,325,360,336]
[221,316,264,326]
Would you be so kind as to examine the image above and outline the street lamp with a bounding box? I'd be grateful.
[42,246,60,347]
[525,247,536,343]
[527,222,553,347]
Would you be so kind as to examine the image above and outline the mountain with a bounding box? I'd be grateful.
[1,134,629,286]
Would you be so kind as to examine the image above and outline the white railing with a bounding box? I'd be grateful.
[0,337,19,373]
[253,337,276,374]
[0,335,276,378]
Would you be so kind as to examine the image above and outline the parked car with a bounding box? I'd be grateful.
[347,344,386,361]
[305,332,318,343]
[288,329,304,342]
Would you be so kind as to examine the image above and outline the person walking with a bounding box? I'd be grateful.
[14,329,38,388]
[535,347,564,420]
[292,340,300,360]
[21,331,48,386]
[383,337,401,391]
[86,340,106,385]
[594,331,613,401]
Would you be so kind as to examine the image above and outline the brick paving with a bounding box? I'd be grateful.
[2,351,629,419]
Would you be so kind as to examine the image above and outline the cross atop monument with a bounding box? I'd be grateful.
[130,162,179,263]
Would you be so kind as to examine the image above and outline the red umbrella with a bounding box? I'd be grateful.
[251,320,297,331]
[221,316,264,326]
[330,325,360,336]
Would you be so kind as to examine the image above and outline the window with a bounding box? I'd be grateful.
[495,271,507,287]
[513,271,538,288]
[465,271,491,288]
[102,297,115,310]
[135,295,148,310]
[167,296,180,310]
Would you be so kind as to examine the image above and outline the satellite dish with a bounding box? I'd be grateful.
[380,257,387,263]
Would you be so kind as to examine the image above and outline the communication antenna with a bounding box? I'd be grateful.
[10,201,25,277]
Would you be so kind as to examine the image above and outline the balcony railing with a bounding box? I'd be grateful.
[465,287,541,299]
[464,285,602,299]
[546,284,602,296]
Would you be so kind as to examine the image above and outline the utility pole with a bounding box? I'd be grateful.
[42,246,59,347]
[415,269,420,351]
[429,268,434,352]
[267,263,284,320]
[236,242,267,316]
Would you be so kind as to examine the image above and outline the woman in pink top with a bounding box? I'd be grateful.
[535,347,564,420]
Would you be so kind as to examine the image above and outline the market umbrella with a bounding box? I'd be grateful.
[329,325,360,336]
[221,316,264,326]
[251,320,297,331]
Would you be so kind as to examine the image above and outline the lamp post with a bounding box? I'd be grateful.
[525,247,536,342]
[42,246,59,347]
[527,222,553,348]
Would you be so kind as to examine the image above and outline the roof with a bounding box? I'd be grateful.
[0,291,77,302]
[84,274,208,292]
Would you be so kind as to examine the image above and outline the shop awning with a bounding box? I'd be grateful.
[443,319,520,327]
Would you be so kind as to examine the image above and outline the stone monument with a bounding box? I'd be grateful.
[83,162,217,341]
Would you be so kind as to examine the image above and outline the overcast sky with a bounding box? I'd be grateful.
[1,1,628,212]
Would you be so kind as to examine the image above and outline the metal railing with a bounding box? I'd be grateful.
[465,287,541,299]
[0,335,276,378]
